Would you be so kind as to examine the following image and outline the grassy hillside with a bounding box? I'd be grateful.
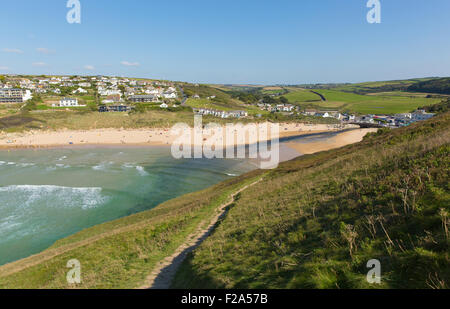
[408,78,450,95]
[335,78,438,94]
[283,90,323,104]
[173,113,450,289]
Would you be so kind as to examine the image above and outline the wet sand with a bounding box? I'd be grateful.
[285,128,378,155]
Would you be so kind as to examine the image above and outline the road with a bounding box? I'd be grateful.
[177,85,188,106]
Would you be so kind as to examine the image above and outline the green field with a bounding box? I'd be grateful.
[281,89,441,114]
[313,89,441,114]
[283,90,323,104]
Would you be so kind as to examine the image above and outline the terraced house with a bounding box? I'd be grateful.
[0,88,32,103]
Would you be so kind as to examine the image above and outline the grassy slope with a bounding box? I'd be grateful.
[335,78,437,94]
[283,90,323,104]
[0,173,264,289]
[173,113,450,289]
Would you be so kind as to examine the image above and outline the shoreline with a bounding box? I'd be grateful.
[285,128,378,155]
[0,123,358,150]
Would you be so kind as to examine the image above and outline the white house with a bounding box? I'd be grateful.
[59,98,79,107]
[72,87,88,94]
[23,90,33,102]
[315,112,330,118]
[99,89,121,96]
[163,91,177,99]
[411,110,435,122]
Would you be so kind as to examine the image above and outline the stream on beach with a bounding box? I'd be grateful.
[0,130,353,266]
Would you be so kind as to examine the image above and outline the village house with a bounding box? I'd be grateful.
[145,87,162,96]
[302,109,318,116]
[128,94,157,103]
[98,89,121,96]
[162,91,177,99]
[315,111,330,118]
[102,94,122,104]
[72,87,88,94]
[58,98,79,107]
[0,88,32,103]
[193,108,248,119]
[411,110,435,122]
[99,104,133,112]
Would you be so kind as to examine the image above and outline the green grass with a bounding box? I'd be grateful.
[334,78,437,94]
[186,98,237,111]
[283,90,323,104]
[268,82,442,114]
[172,112,450,289]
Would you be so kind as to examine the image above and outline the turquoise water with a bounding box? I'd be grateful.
[0,146,256,266]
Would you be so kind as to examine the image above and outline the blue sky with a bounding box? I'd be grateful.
[1,0,449,84]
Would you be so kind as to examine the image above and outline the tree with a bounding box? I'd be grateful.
[118,85,126,96]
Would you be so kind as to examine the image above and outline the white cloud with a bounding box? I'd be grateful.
[2,48,24,54]
[84,65,95,70]
[121,61,140,67]
[37,47,54,54]
[0,66,9,71]
[32,62,48,67]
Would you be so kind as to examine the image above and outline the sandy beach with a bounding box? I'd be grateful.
[0,123,358,149]
[285,128,378,155]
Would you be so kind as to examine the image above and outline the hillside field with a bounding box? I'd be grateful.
[282,89,442,114]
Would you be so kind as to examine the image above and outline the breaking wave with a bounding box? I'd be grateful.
[0,185,108,210]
